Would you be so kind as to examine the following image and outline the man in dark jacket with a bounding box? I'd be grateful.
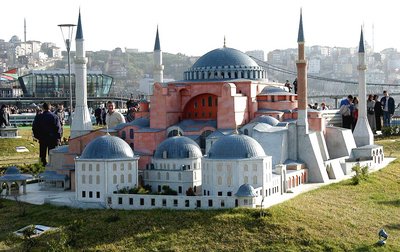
[380,90,395,127]
[32,103,62,166]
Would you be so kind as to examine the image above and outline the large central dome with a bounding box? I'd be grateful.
[192,47,259,69]
[184,47,267,81]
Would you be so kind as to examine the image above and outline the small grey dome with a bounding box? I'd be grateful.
[80,135,134,159]
[4,166,20,175]
[235,184,257,197]
[251,115,279,126]
[208,134,266,159]
[154,136,202,159]
[260,86,295,95]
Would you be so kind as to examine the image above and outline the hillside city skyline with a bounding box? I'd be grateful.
[0,0,399,56]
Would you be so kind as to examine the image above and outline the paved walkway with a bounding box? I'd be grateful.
[4,158,396,210]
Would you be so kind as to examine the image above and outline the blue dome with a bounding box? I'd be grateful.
[192,47,258,69]
[154,136,202,159]
[4,166,21,174]
[208,134,266,159]
[80,135,134,159]
[235,184,257,197]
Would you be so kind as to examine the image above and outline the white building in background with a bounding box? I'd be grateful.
[308,58,321,74]
[245,50,265,61]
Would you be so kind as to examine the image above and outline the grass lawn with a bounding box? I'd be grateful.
[0,135,399,251]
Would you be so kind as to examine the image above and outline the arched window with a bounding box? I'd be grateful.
[218,176,222,185]
[82,163,86,171]
[82,175,86,184]
[128,174,132,183]
[166,172,170,180]
[120,174,124,183]
[88,164,92,171]
[208,96,212,106]
[253,176,257,184]
[96,164,100,172]
[120,163,124,171]
[157,172,161,180]
[244,176,248,184]
[130,129,134,139]
[227,176,232,186]
[113,164,117,171]
[96,175,100,184]
[113,175,117,184]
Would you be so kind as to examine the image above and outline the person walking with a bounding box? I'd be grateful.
[374,95,383,131]
[105,101,125,128]
[380,90,395,127]
[32,103,62,166]
[367,94,376,133]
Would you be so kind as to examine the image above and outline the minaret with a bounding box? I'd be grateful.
[296,10,308,134]
[153,26,164,85]
[353,28,374,146]
[70,10,93,138]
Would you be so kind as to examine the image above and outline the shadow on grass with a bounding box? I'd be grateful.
[384,223,400,230]
[377,199,400,207]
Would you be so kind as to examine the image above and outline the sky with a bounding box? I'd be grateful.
[0,0,399,56]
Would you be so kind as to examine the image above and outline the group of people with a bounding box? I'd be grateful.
[284,79,298,94]
[340,90,396,133]
[32,101,125,166]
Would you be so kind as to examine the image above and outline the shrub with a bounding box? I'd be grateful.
[161,185,178,195]
[351,164,369,185]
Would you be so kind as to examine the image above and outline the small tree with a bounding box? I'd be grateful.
[351,164,369,185]
[186,187,195,196]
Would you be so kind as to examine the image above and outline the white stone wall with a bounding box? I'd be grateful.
[75,159,139,203]
[202,157,272,197]
[145,157,202,194]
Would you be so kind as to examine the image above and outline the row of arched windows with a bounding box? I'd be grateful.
[113,174,133,184]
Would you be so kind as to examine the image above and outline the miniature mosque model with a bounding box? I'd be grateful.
[41,11,384,209]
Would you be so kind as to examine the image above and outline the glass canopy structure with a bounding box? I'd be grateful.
[18,70,113,98]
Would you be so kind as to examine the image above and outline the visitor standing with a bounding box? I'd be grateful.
[55,104,65,140]
[293,78,298,94]
[284,80,292,93]
[0,104,10,127]
[352,97,359,131]
[366,94,376,133]
[32,103,62,166]
[105,101,126,128]
[374,95,383,131]
[339,95,353,129]
[94,106,102,125]
[380,91,395,127]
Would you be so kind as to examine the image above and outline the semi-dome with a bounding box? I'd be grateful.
[184,47,267,81]
[154,136,202,159]
[250,115,280,126]
[80,135,134,159]
[208,134,266,159]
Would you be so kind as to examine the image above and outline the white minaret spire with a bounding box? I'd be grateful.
[353,27,373,147]
[153,25,164,85]
[70,10,93,138]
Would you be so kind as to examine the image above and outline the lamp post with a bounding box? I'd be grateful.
[58,23,76,124]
